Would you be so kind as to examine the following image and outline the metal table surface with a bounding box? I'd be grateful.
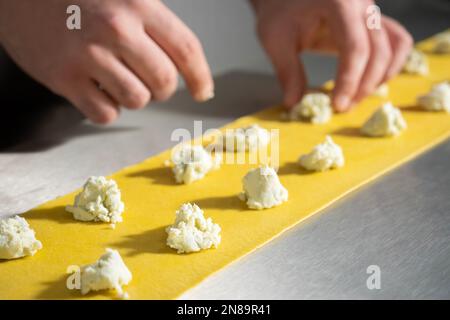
[0,66,449,299]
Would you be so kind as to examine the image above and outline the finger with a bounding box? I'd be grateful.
[353,26,392,102]
[258,24,306,108]
[382,16,414,81]
[144,0,214,102]
[268,44,306,109]
[66,80,120,124]
[86,44,151,110]
[330,1,370,112]
[119,31,178,102]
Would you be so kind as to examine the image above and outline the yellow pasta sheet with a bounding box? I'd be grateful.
[0,35,449,299]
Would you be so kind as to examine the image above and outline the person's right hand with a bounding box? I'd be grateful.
[251,0,413,112]
[0,0,214,124]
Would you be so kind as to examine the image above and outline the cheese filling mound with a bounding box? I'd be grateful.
[171,145,221,184]
[222,124,270,152]
[0,216,42,260]
[417,82,450,112]
[403,49,429,75]
[80,248,132,298]
[433,32,450,54]
[289,93,332,124]
[239,166,288,210]
[66,176,125,224]
[361,102,407,137]
[298,136,344,172]
[166,203,221,254]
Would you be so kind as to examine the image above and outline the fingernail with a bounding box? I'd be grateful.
[195,87,215,102]
[335,95,350,110]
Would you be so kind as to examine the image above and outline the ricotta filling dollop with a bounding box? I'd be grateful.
[80,248,132,298]
[433,32,450,54]
[66,176,125,224]
[403,49,429,75]
[239,166,288,210]
[288,93,332,124]
[222,124,270,152]
[298,136,345,172]
[0,215,42,260]
[417,82,450,112]
[166,203,221,254]
[361,102,407,137]
[171,145,221,184]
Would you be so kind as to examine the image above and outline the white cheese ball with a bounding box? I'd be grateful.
[289,93,332,124]
[66,176,124,224]
[0,216,42,260]
[361,102,407,137]
[166,203,221,254]
[171,145,220,184]
[434,32,450,54]
[80,248,132,298]
[417,82,450,112]
[403,49,429,75]
[222,124,270,152]
[298,136,345,172]
[239,166,288,210]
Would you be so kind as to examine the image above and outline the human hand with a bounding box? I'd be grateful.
[0,0,213,124]
[251,0,413,112]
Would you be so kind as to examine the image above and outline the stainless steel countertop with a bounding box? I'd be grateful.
[1,65,449,299]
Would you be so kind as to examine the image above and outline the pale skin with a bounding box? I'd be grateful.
[0,0,413,124]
